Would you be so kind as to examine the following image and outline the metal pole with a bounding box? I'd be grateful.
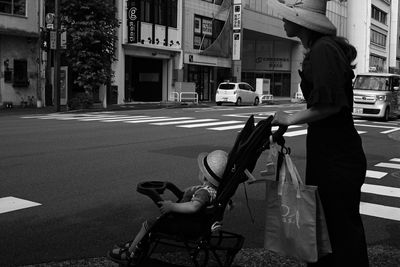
[54,0,61,111]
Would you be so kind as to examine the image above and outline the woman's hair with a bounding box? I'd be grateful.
[307,32,358,69]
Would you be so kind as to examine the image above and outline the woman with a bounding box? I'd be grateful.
[271,0,369,266]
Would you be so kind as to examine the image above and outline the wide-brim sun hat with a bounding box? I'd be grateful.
[198,150,228,187]
[270,0,337,36]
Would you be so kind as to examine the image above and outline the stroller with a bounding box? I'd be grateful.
[114,115,286,267]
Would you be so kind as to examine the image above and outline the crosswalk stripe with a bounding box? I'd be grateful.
[99,116,154,122]
[375,162,400,170]
[360,202,400,221]
[124,117,192,123]
[151,119,216,125]
[208,124,245,131]
[0,197,41,214]
[358,131,367,134]
[390,158,400,162]
[283,129,308,137]
[362,184,400,198]
[178,121,243,128]
[366,170,387,179]
[354,123,395,129]
[381,127,400,134]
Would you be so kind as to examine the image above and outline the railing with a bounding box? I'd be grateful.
[169,92,180,102]
[169,92,199,104]
[180,92,198,104]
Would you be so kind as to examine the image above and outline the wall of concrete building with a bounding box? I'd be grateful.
[0,0,40,107]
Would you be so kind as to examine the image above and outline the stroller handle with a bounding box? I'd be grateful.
[272,125,287,146]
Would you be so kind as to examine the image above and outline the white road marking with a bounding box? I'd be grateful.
[178,121,243,128]
[366,170,387,179]
[0,197,41,214]
[283,129,308,137]
[360,202,400,221]
[375,162,400,170]
[124,117,192,123]
[358,131,367,134]
[381,128,400,134]
[390,158,400,162]
[361,184,400,198]
[209,124,245,131]
[151,119,217,125]
[354,123,395,129]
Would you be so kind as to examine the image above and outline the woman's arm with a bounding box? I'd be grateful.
[158,200,203,214]
[272,104,341,126]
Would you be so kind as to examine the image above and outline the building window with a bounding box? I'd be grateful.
[371,5,387,24]
[139,0,177,28]
[370,29,387,47]
[0,0,26,16]
[193,15,224,50]
[13,59,29,87]
[370,54,386,72]
[201,0,223,5]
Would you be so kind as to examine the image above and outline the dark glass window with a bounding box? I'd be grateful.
[193,15,224,50]
[13,59,29,87]
[371,5,387,24]
[0,0,25,16]
[139,0,177,28]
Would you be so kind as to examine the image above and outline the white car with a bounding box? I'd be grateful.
[353,73,400,121]
[215,82,260,106]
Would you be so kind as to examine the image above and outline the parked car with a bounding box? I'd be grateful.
[215,82,260,106]
[352,72,400,121]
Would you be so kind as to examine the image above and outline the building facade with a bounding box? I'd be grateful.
[348,0,400,75]
[113,0,183,104]
[0,0,42,107]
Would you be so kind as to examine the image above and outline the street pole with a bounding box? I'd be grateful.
[54,0,61,111]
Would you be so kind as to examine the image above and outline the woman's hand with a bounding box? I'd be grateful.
[158,200,174,215]
[272,110,292,126]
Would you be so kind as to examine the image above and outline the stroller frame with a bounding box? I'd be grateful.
[128,115,286,267]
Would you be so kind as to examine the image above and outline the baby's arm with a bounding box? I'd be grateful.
[158,200,203,215]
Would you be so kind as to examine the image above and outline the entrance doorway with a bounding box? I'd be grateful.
[187,65,213,101]
[125,57,163,102]
[242,72,291,97]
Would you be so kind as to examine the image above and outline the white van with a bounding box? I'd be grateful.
[352,73,400,121]
[215,82,260,106]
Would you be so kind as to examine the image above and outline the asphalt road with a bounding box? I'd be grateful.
[0,104,399,266]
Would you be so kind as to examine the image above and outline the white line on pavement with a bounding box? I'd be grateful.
[358,131,367,134]
[390,158,400,162]
[178,121,243,128]
[361,184,400,198]
[360,202,400,221]
[366,170,387,179]
[208,124,245,131]
[375,162,400,170]
[151,119,216,125]
[283,129,308,137]
[0,197,41,214]
[354,123,395,129]
[124,117,192,123]
[381,128,400,134]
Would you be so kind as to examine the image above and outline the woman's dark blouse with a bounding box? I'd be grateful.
[299,36,366,187]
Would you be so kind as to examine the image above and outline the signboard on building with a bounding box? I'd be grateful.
[50,30,57,50]
[232,33,241,60]
[202,18,213,36]
[127,0,139,43]
[233,3,242,31]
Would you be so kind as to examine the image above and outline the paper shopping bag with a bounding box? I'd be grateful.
[264,153,331,262]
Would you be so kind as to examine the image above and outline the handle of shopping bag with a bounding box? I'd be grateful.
[277,154,302,198]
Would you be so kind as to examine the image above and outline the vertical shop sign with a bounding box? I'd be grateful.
[232,33,241,60]
[127,0,139,43]
[232,0,242,61]
[233,3,242,31]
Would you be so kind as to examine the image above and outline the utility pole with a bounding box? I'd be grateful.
[54,0,61,111]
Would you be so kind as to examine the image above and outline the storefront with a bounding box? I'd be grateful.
[242,36,292,97]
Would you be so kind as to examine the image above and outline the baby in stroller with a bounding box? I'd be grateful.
[108,149,228,266]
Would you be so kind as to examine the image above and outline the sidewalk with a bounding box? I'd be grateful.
[22,245,400,267]
[0,97,295,116]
